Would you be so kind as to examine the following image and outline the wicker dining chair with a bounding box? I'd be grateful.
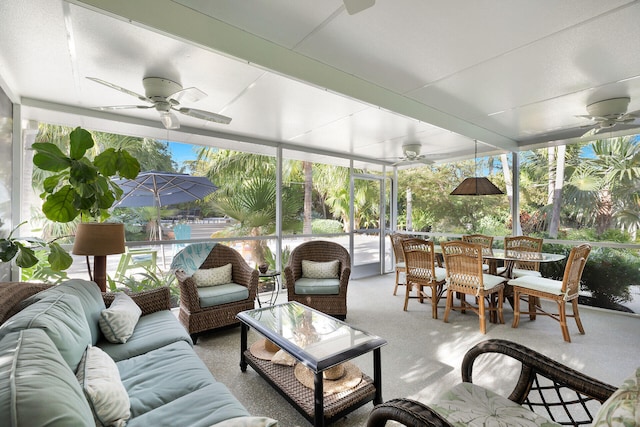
[284,240,351,319]
[497,235,544,278]
[401,238,447,318]
[389,233,408,295]
[442,241,506,334]
[176,244,258,343]
[510,243,591,342]
[461,234,493,272]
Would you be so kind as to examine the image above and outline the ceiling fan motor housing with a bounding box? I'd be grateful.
[402,143,422,158]
[143,77,182,100]
[586,97,630,119]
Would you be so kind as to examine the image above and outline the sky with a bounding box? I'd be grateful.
[167,141,196,172]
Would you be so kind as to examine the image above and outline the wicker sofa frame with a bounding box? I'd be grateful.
[367,339,617,427]
[176,244,258,343]
[284,240,351,320]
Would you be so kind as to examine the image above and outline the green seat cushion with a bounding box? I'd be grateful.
[116,340,233,417]
[198,283,249,308]
[431,382,560,427]
[0,329,94,427]
[126,383,250,427]
[0,293,92,372]
[593,367,640,426]
[294,277,340,295]
[98,310,192,362]
[19,279,105,344]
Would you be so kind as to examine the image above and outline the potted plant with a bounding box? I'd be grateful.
[0,220,72,271]
[32,126,141,289]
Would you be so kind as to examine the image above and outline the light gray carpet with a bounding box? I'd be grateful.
[191,274,639,427]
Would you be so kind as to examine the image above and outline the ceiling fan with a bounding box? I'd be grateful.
[388,143,434,166]
[87,76,232,129]
[576,97,640,137]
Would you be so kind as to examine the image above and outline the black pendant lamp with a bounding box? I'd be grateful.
[450,140,504,196]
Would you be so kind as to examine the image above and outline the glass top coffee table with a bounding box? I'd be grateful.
[238,301,387,426]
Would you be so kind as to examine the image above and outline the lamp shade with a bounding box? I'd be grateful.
[450,177,504,196]
[72,223,125,256]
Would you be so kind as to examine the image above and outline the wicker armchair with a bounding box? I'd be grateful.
[367,339,617,427]
[176,244,258,343]
[284,240,351,320]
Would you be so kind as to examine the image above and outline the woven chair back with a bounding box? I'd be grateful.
[561,243,591,299]
[442,241,487,294]
[462,234,494,257]
[389,233,407,263]
[504,236,543,272]
[401,238,439,283]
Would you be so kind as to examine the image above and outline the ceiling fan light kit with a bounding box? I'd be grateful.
[450,139,504,196]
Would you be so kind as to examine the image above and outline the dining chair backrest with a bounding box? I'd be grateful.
[462,234,493,256]
[504,235,543,272]
[442,241,487,293]
[560,244,591,299]
[389,233,406,264]
[401,238,440,283]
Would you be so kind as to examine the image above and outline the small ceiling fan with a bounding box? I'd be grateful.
[388,143,435,166]
[87,76,232,129]
[576,97,640,137]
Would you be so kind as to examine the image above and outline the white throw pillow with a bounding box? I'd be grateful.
[301,259,340,279]
[99,292,142,344]
[193,263,233,287]
[212,416,279,427]
[76,345,131,427]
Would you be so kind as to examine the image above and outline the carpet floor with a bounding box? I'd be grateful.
[191,273,639,426]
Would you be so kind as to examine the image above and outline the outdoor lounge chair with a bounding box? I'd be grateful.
[366,339,623,427]
[284,240,351,320]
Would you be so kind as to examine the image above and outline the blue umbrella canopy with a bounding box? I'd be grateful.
[113,171,217,208]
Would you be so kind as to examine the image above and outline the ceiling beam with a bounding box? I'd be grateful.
[71,0,519,152]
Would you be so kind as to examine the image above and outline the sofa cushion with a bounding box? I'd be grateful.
[294,277,341,295]
[592,367,640,427]
[0,293,92,372]
[117,340,242,418]
[98,310,192,362]
[0,329,94,427]
[301,259,340,279]
[193,263,232,287]
[198,283,249,308]
[76,345,131,427]
[431,382,560,427]
[99,292,142,344]
[20,279,106,344]
[126,383,250,427]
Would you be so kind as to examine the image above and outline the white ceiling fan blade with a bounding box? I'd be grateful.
[581,127,598,138]
[95,105,154,111]
[343,0,375,15]
[177,107,232,124]
[86,77,151,102]
[159,111,180,129]
[169,87,207,104]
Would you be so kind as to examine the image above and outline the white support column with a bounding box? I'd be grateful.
[511,151,521,235]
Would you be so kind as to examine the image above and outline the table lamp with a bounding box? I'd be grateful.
[72,222,125,292]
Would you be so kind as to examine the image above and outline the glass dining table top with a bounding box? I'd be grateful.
[237,301,387,371]
[433,245,565,263]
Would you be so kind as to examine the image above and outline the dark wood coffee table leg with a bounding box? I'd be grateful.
[314,371,324,427]
[373,348,383,404]
[240,323,248,372]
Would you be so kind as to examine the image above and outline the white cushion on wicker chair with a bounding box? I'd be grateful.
[301,260,340,279]
[509,276,563,295]
[431,382,560,427]
[496,266,542,278]
[482,273,506,290]
[193,264,232,287]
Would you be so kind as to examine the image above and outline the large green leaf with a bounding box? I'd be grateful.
[94,147,119,176]
[42,185,79,222]
[15,244,39,269]
[69,159,98,188]
[0,239,18,262]
[68,127,94,160]
[116,150,141,178]
[32,143,71,172]
[48,242,73,271]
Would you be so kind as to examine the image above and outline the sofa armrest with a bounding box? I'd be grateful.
[462,339,617,415]
[103,287,171,316]
[367,398,452,427]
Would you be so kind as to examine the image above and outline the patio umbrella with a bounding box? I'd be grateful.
[113,171,217,260]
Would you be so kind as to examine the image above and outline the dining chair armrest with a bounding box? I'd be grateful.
[367,398,452,427]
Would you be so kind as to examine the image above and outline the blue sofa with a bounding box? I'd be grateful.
[0,279,277,427]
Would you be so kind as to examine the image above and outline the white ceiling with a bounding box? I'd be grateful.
[1,0,640,169]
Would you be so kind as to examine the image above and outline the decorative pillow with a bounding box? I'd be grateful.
[193,263,233,287]
[99,292,142,344]
[593,367,640,427]
[301,259,340,279]
[76,345,131,427]
[211,416,279,427]
[271,349,296,366]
